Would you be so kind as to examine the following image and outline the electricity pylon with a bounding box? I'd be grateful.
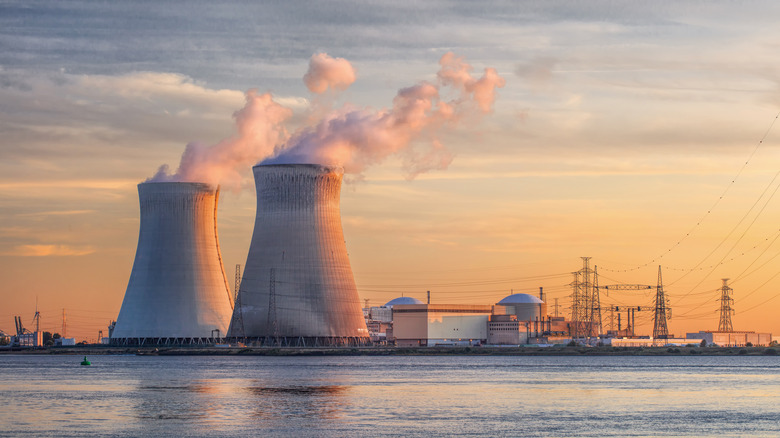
[718,278,734,332]
[653,266,670,339]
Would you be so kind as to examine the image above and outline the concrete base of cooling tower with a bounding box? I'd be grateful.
[109,337,226,346]
[229,336,372,348]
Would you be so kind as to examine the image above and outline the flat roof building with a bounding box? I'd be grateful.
[392,304,493,347]
[686,331,772,347]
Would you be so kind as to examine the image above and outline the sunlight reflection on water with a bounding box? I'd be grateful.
[1,354,779,436]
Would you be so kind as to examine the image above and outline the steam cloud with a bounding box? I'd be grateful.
[149,52,504,187]
[303,53,357,94]
[148,90,292,189]
[265,52,505,177]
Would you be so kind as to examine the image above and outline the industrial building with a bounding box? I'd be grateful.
[686,331,773,347]
[392,304,493,347]
[364,297,422,343]
[15,331,42,347]
[228,164,370,346]
[111,182,234,345]
[101,168,774,349]
[496,293,546,321]
[367,292,572,347]
[486,315,525,345]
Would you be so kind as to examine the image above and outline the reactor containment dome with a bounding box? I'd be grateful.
[228,164,370,346]
[497,293,547,323]
[111,182,234,345]
[384,297,424,307]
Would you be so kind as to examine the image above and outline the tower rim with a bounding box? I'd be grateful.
[252,162,344,174]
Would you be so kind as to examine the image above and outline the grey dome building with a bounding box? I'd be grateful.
[497,293,547,322]
[384,297,424,307]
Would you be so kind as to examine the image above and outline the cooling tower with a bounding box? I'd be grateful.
[111,182,234,345]
[228,164,370,346]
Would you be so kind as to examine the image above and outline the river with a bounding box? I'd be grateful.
[1,354,778,436]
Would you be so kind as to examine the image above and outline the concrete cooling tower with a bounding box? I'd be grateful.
[111,182,234,345]
[228,164,370,346]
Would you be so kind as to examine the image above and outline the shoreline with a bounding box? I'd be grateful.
[1,345,777,356]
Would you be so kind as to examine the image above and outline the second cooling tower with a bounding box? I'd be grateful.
[228,164,370,346]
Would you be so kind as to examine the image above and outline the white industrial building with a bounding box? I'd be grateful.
[15,331,42,347]
[56,338,77,346]
[386,292,570,347]
[392,304,493,347]
[111,182,234,345]
[496,293,547,322]
[686,331,773,347]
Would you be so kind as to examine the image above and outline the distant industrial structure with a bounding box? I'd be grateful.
[362,264,772,348]
[12,314,42,347]
[365,290,570,347]
[111,182,234,345]
[227,164,370,346]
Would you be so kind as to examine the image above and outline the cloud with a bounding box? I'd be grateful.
[0,179,138,191]
[16,210,96,218]
[0,69,250,174]
[6,244,97,257]
[265,52,505,178]
[515,57,558,89]
[303,53,357,94]
[147,89,293,190]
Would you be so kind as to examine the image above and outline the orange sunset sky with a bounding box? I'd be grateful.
[3,2,780,341]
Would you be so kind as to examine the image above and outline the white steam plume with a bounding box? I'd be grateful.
[303,53,357,94]
[263,52,506,178]
[147,89,292,190]
[147,52,504,188]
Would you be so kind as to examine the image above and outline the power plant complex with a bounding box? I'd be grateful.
[110,164,369,346]
[99,165,773,349]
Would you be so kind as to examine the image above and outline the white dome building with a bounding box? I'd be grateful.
[367,297,424,323]
[497,293,547,322]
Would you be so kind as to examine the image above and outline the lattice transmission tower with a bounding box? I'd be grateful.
[233,264,241,307]
[570,257,601,338]
[570,271,581,337]
[265,268,280,346]
[653,266,670,339]
[589,265,602,336]
[229,264,245,341]
[718,278,734,332]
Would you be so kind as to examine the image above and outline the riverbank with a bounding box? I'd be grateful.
[1,345,777,356]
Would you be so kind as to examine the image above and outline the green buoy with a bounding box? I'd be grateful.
[80,356,91,366]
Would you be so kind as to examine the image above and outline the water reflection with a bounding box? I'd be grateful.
[134,382,214,421]
[246,383,348,420]
[131,375,350,432]
[3,355,780,437]
[247,385,346,396]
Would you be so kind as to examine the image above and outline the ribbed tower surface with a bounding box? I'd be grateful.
[112,182,233,345]
[228,164,370,346]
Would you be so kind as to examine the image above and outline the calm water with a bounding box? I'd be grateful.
[1,354,779,437]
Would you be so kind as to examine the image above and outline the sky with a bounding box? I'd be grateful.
[3,1,780,341]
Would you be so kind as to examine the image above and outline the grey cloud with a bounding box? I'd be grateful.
[515,57,558,88]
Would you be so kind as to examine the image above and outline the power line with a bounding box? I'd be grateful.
[601,111,780,273]
[669,170,780,303]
